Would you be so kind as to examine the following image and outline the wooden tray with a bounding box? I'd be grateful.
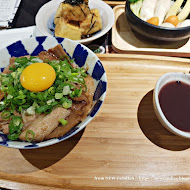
[104,1,125,6]
[1,54,190,190]
[112,5,190,57]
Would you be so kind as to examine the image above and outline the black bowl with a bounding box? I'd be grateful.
[125,0,190,42]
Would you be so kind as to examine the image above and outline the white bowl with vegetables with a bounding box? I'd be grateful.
[0,37,107,149]
[125,0,190,41]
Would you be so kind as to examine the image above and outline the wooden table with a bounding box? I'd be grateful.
[1,1,190,189]
[1,54,190,189]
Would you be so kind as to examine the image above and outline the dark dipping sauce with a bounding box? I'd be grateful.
[159,80,190,132]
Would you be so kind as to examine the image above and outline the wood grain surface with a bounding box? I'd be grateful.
[1,54,190,190]
[112,5,190,57]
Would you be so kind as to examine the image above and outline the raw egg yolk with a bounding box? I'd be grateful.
[20,63,56,92]
[165,16,179,27]
[147,17,159,26]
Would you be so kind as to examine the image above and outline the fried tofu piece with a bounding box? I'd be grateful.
[54,2,63,25]
[55,18,82,40]
[80,9,102,36]
[55,3,90,22]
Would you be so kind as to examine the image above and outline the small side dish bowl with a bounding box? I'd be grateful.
[87,44,105,54]
[35,0,114,44]
[0,36,107,149]
[125,0,190,42]
[153,72,190,138]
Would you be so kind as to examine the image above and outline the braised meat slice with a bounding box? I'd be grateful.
[48,44,74,66]
[19,107,70,142]
[38,51,59,62]
[45,75,95,139]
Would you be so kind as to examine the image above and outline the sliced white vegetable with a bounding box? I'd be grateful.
[177,0,190,22]
[170,0,182,14]
[130,0,143,17]
[177,19,190,27]
[160,22,175,28]
[140,0,158,21]
[165,0,184,20]
[154,0,171,25]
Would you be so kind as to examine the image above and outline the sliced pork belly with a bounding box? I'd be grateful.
[22,114,44,131]
[48,44,74,66]
[38,51,59,62]
[19,107,70,142]
[0,122,9,134]
[45,75,95,139]
[45,101,86,139]
[48,44,67,58]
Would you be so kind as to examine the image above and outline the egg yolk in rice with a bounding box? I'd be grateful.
[20,63,56,92]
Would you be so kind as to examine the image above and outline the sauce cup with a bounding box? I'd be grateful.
[153,72,190,138]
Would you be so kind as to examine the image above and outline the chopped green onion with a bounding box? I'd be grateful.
[62,101,72,109]
[37,93,45,101]
[59,118,68,126]
[32,102,39,108]
[16,95,26,99]
[13,117,22,126]
[36,105,49,114]
[55,93,63,99]
[1,111,11,119]
[78,77,85,84]
[30,58,43,63]
[62,85,70,95]
[71,73,79,76]
[78,88,83,97]
[50,101,59,107]
[7,133,20,141]
[14,57,28,64]
[7,94,13,100]
[8,116,23,140]
[11,72,16,78]
[48,87,55,95]
[13,98,26,105]
[30,92,37,98]
[25,130,35,142]
[26,106,35,115]
[81,73,87,77]
[46,99,55,105]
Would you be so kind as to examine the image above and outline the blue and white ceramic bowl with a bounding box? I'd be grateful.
[0,36,107,149]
